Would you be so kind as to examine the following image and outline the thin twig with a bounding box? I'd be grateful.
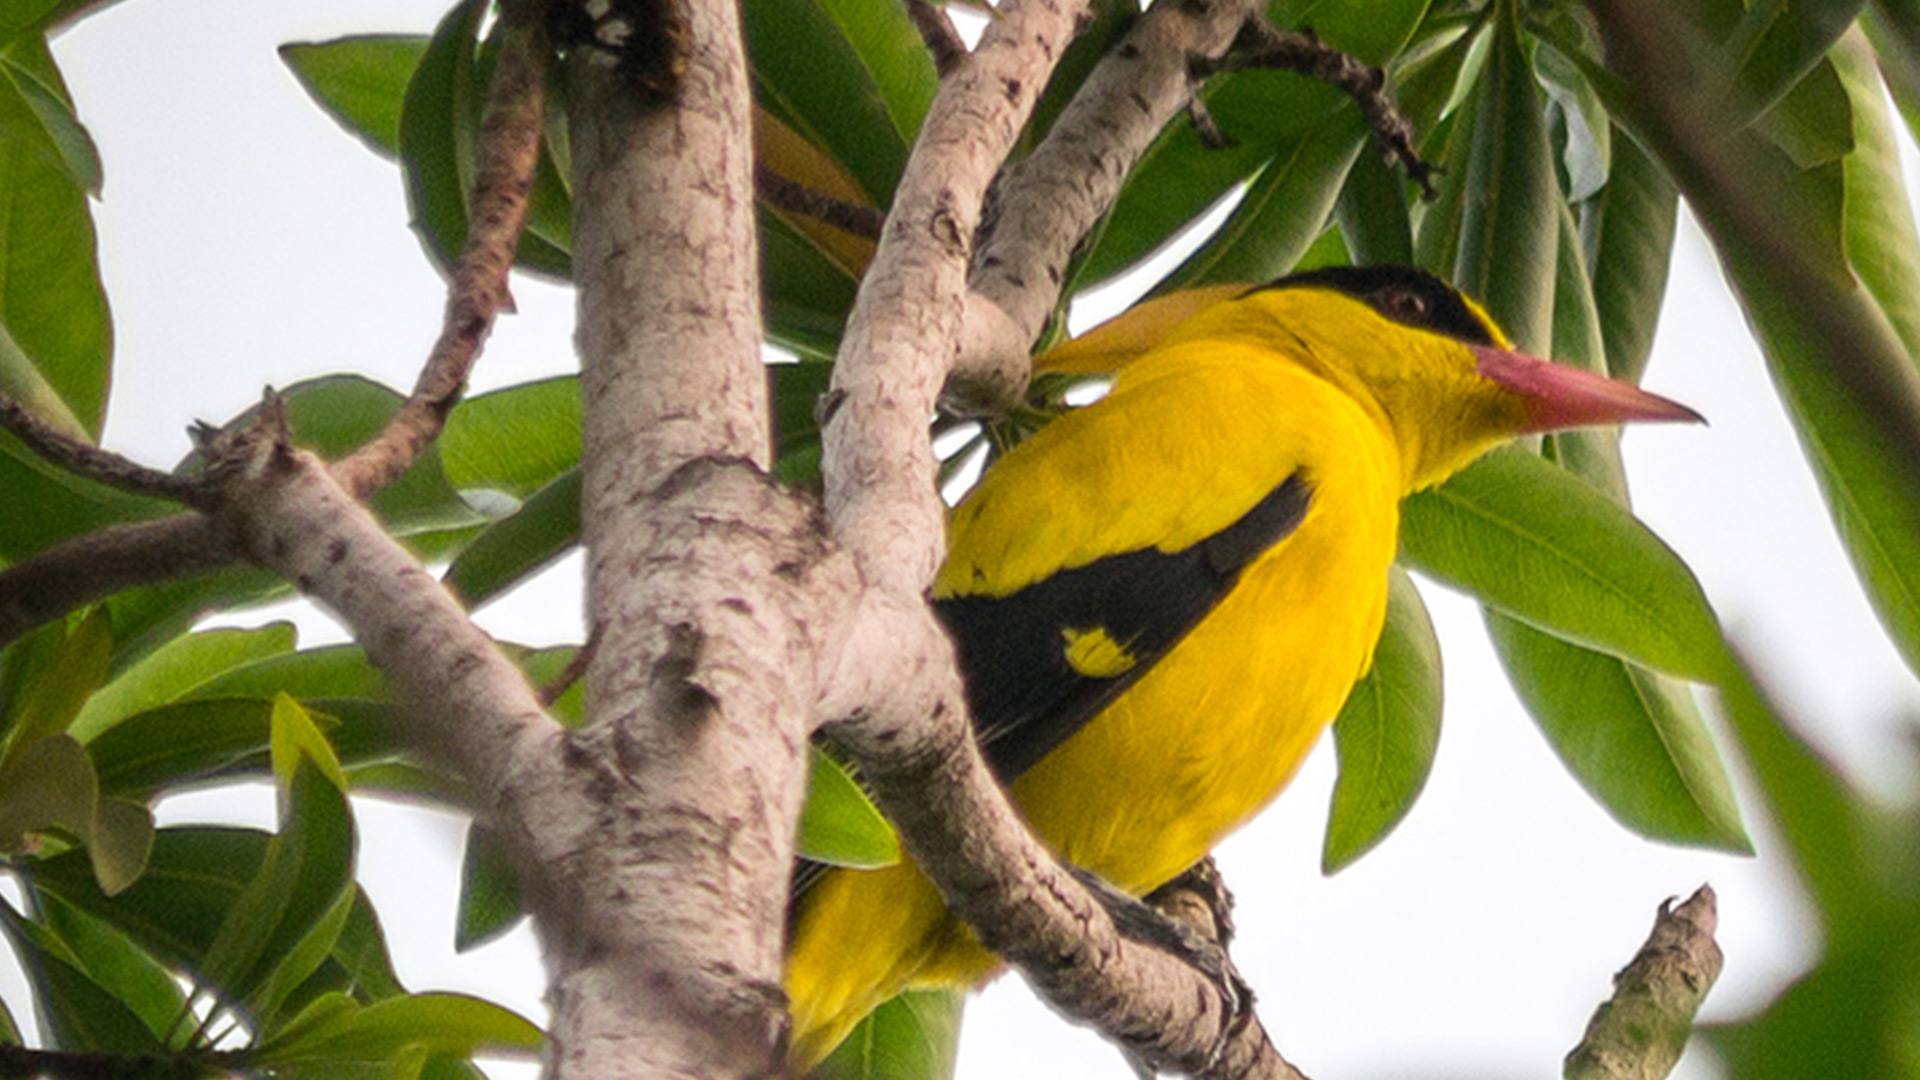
[335,13,551,497]
[906,0,969,77]
[1197,19,1436,199]
[1565,886,1723,1080]
[0,393,215,510]
[755,163,886,240]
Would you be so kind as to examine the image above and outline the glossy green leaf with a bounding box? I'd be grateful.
[1334,140,1414,268]
[0,1,66,44]
[70,624,295,743]
[456,824,523,951]
[1323,567,1441,874]
[0,427,177,564]
[1835,32,1920,361]
[741,0,931,206]
[443,469,580,608]
[281,35,429,158]
[1490,613,1748,850]
[0,44,100,194]
[1452,2,1557,351]
[1156,109,1368,291]
[201,707,355,1015]
[190,644,386,702]
[0,132,109,438]
[32,826,271,972]
[399,0,484,272]
[1580,130,1677,385]
[256,991,543,1065]
[87,697,279,797]
[100,567,292,677]
[1726,0,1867,126]
[1868,0,1920,145]
[1534,36,1610,203]
[324,887,409,1004]
[1400,446,1733,683]
[1,604,108,753]
[763,208,861,358]
[0,904,166,1054]
[1270,0,1431,67]
[799,744,899,869]
[811,988,963,1080]
[439,376,582,500]
[37,889,185,1039]
[1751,57,1854,171]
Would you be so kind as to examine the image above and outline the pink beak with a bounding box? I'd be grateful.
[1474,346,1704,433]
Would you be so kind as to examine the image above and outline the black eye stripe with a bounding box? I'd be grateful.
[1250,265,1500,347]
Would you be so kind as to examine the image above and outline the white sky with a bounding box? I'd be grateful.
[26,2,1920,1078]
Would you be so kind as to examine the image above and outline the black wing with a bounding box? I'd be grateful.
[936,473,1313,783]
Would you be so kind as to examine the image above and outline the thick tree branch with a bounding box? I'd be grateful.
[952,0,1264,404]
[819,1,1301,1073]
[553,0,862,1073]
[0,13,551,649]
[1565,886,1722,1080]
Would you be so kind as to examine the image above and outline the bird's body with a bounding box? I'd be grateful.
[785,268,1697,1069]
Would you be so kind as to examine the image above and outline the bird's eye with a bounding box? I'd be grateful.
[1375,287,1430,324]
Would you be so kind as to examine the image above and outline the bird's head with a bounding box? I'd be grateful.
[1041,266,1700,492]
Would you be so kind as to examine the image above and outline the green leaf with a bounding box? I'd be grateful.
[256,992,543,1065]
[1714,665,1875,934]
[1751,56,1854,170]
[1,605,108,754]
[456,824,523,951]
[1323,567,1442,874]
[399,0,484,273]
[1834,32,1920,363]
[1489,614,1748,851]
[799,745,899,869]
[32,826,271,972]
[0,124,110,438]
[1726,0,1867,127]
[1155,109,1368,291]
[0,904,166,1054]
[1334,140,1414,268]
[1400,446,1734,683]
[190,644,387,702]
[0,43,100,193]
[442,469,580,608]
[201,709,355,1015]
[87,698,278,796]
[439,376,582,501]
[1534,36,1610,203]
[100,567,292,676]
[281,35,429,158]
[1270,0,1431,66]
[36,889,185,1040]
[70,624,296,743]
[1073,69,1343,291]
[762,208,861,358]
[1451,1,1558,352]
[810,989,963,1080]
[1580,130,1678,385]
[741,0,931,207]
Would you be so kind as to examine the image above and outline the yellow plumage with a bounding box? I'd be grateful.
[785,267,1695,1069]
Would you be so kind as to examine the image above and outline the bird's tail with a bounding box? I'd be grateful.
[785,857,1000,1070]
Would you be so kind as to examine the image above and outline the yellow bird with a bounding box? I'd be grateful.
[786,266,1698,1068]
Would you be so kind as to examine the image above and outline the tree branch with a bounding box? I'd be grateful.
[952,0,1264,405]
[334,13,551,497]
[0,393,213,510]
[818,0,1301,1073]
[1565,886,1722,1080]
[905,0,969,78]
[754,162,886,240]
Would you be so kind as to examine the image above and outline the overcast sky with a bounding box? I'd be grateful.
[29,3,1920,1078]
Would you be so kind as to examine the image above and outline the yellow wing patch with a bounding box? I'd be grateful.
[1060,626,1138,678]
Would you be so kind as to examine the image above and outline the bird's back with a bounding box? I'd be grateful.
[785,332,1407,1067]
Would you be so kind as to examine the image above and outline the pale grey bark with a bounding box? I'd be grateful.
[950,0,1265,408]
[553,0,856,1073]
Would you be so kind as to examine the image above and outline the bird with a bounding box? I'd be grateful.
[783,265,1701,1069]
